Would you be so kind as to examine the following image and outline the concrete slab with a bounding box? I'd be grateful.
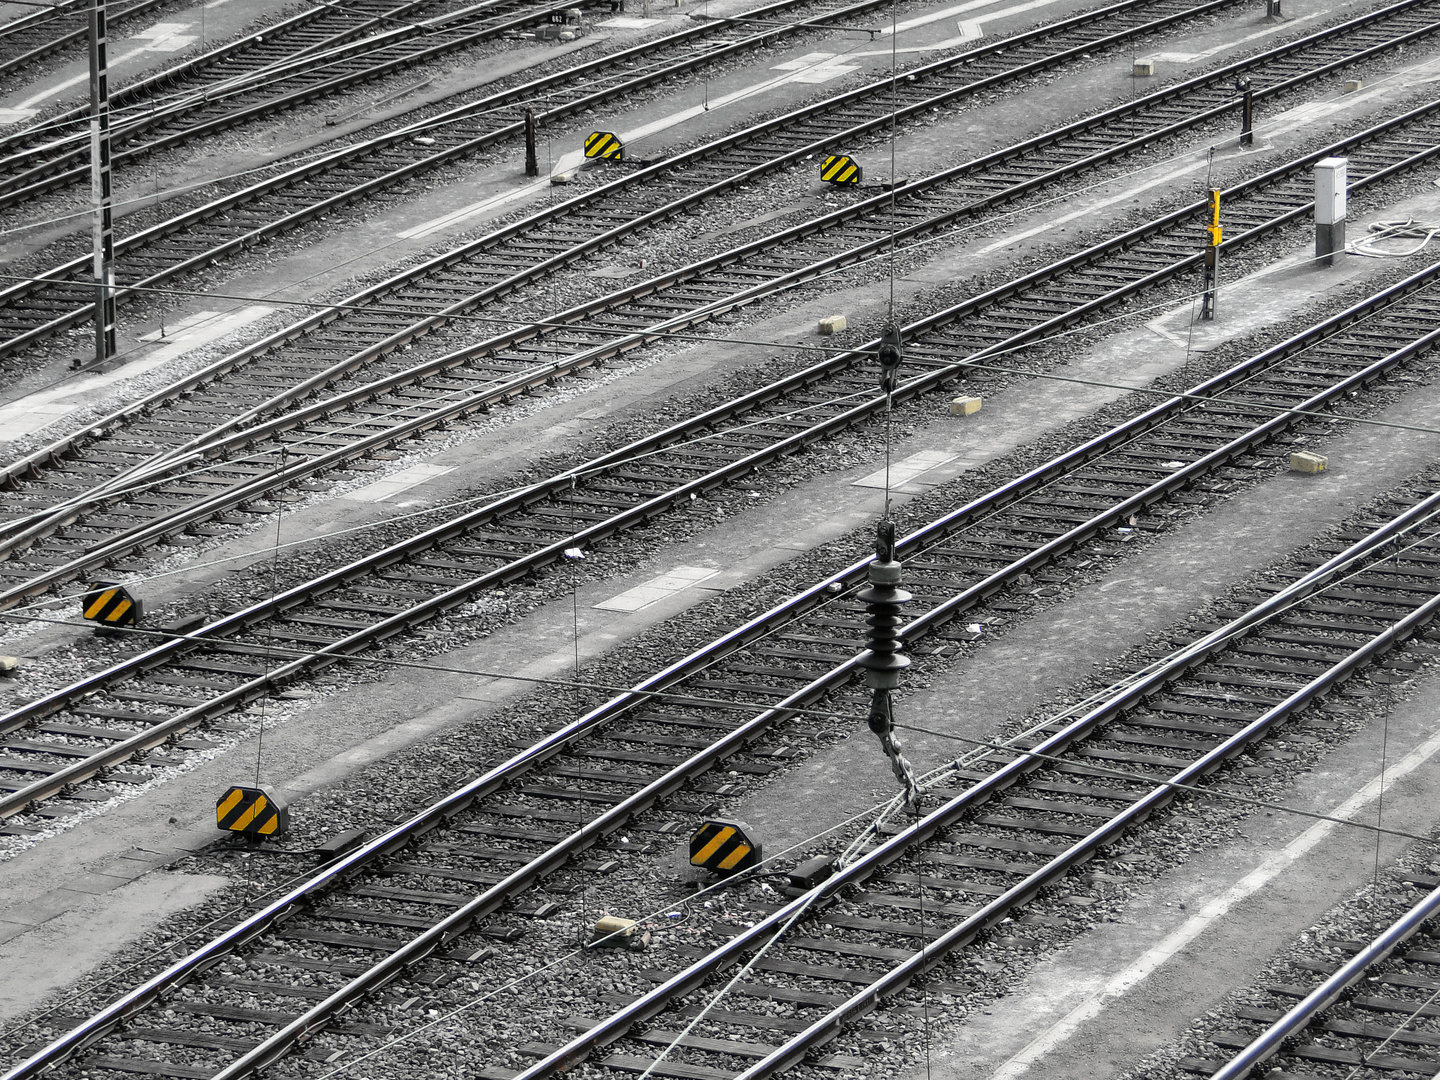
[0,871,231,1023]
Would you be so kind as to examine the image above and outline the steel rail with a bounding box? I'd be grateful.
[4,242,1439,823]
[9,273,1440,1079]
[0,0,582,203]
[1206,880,1440,1080]
[0,0,1379,470]
[197,341,1440,1080]
[518,490,1440,1079]
[3,88,1435,611]
[0,0,170,84]
[0,0,478,160]
[0,0,1274,360]
[0,0,1419,515]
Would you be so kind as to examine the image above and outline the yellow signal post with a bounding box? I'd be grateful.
[1201,188,1221,321]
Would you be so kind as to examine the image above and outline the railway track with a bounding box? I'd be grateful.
[8,294,1440,1078]
[4,79,1440,613]
[0,0,871,216]
[1176,859,1440,1078]
[0,219,1434,844]
[0,0,575,197]
[0,0,1291,363]
[509,487,1440,1080]
[0,0,174,87]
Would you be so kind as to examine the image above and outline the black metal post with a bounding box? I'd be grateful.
[525,107,539,177]
[86,0,117,369]
[1238,78,1253,146]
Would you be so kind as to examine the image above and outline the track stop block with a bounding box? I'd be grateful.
[690,819,762,874]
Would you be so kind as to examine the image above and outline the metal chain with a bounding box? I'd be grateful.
[868,690,918,813]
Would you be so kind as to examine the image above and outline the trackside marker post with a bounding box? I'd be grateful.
[1315,156,1347,266]
[1237,77,1254,146]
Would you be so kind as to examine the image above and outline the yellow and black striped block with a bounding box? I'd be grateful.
[81,581,142,627]
[585,131,624,161]
[820,155,862,185]
[217,784,290,839]
[689,819,761,874]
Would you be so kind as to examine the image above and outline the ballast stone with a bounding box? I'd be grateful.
[1290,450,1328,474]
[950,396,983,416]
[0,655,17,675]
[818,315,847,335]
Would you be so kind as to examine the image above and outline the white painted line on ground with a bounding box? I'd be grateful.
[0,305,272,442]
[595,565,720,612]
[881,0,1045,35]
[863,0,1070,54]
[771,52,858,82]
[598,15,661,27]
[985,723,1440,1080]
[1148,10,1323,64]
[854,450,957,489]
[549,50,877,176]
[7,23,195,111]
[1147,321,1188,348]
[345,463,456,503]
[396,179,548,239]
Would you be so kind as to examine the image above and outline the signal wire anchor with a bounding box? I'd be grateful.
[857,521,919,813]
[878,325,903,395]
